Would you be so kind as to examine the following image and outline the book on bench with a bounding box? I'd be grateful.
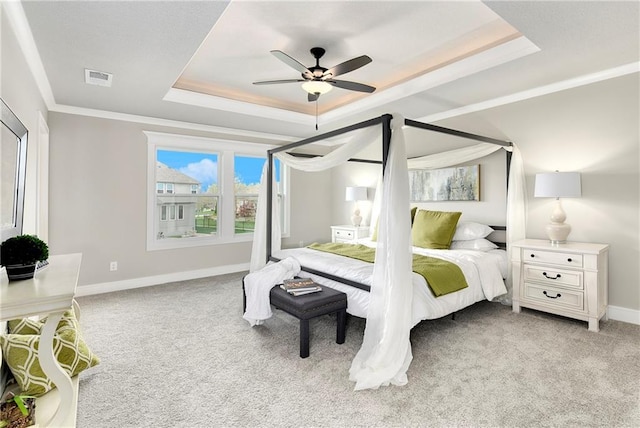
[281,278,322,296]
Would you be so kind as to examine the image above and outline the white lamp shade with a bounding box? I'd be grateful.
[301,81,333,95]
[345,186,368,201]
[534,172,582,198]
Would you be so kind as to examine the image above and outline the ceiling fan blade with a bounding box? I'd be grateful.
[271,50,313,77]
[323,55,372,79]
[253,79,305,85]
[308,92,319,102]
[327,80,376,93]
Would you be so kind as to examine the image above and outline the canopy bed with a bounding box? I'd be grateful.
[247,113,526,390]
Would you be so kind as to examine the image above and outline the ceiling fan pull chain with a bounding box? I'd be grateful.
[315,98,319,130]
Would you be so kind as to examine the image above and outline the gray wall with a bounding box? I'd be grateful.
[330,143,508,229]
[47,113,333,286]
[1,10,48,235]
[435,73,640,312]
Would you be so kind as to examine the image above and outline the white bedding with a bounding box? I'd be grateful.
[272,238,507,327]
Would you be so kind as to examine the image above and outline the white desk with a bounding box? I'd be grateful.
[1,253,82,427]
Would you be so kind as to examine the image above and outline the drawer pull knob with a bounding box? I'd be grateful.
[530,254,535,258]
[542,272,561,280]
[543,291,562,299]
[567,258,572,262]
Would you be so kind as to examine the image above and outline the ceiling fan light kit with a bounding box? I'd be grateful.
[301,81,333,95]
[254,46,376,130]
[254,46,376,100]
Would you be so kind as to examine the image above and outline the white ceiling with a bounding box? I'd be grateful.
[13,0,640,141]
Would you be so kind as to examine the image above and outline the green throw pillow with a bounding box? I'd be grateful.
[411,209,462,249]
[8,310,76,335]
[0,311,99,396]
[371,207,418,241]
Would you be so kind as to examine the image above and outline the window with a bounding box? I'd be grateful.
[145,131,287,250]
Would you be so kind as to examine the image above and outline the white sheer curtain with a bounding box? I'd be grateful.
[504,144,527,303]
[407,142,503,169]
[250,115,415,390]
[250,125,380,272]
[249,161,281,273]
[349,115,413,390]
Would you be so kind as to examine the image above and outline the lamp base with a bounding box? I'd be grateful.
[545,221,571,244]
[351,208,362,227]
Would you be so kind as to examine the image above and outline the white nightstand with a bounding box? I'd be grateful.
[331,225,369,243]
[511,239,609,332]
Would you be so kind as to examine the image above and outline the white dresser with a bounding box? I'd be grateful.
[511,239,608,332]
[1,253,82,427]
[331,225,369,243]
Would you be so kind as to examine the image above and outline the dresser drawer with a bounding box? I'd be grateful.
[523,249,583,268]
[524,283,584,311]
[523,265,583,290]
[333,229,354,240]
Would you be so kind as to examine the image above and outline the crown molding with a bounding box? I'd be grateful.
[420,61,640,123]
[3,0,56,108]
[50,104,296,143]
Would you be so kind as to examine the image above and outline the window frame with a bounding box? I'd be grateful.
[145,131,287,251]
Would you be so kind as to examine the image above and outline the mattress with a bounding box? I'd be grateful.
[272,238,507,327]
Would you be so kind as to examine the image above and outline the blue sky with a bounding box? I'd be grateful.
[157,150,268,191]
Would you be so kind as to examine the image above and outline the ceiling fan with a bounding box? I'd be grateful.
[253,47,376,102]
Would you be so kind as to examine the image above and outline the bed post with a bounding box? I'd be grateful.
[381,114,392,175]
[506,148,513,190]
[266,151,274,264]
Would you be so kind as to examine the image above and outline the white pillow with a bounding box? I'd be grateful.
[449,238,498,251]
[452,222,494,241]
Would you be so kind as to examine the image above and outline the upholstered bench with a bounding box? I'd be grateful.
[269,285,347,358]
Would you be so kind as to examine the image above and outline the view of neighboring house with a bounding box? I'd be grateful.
[155,162,200,238]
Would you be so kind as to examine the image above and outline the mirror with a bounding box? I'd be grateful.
[1,97,28,243]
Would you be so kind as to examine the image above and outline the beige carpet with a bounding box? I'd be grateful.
[75,272,640,427]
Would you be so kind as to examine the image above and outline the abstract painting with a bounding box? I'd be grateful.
[409,165,480,201]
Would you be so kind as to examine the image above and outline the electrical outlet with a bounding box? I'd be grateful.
[110,261,118,271]
[299,240,304,247]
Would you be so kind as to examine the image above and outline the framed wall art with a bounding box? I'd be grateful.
[409,165,480,202]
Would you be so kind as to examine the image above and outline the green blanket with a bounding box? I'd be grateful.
[307,242,468,297]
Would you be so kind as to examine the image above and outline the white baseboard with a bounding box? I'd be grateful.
[607,305,640,326]
[75,263,249,297]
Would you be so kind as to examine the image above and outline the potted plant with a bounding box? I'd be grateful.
[1,235,49,281]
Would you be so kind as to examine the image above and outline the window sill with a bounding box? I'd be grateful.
[147,233,255,251]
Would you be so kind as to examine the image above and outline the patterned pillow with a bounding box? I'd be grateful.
[0,311,99,396]
[8,310,76,335]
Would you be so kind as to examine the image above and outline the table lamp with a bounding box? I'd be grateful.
[534,171,582,244]
[345,186,367,227]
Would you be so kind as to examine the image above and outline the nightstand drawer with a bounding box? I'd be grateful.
[524,249,583,268]
[523,265,583,289]
[524,283,584,311]
[333,229,354,240]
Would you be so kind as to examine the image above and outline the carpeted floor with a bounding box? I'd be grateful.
[75,272,640,427]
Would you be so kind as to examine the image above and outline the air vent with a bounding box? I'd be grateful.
[84,69,113,87]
